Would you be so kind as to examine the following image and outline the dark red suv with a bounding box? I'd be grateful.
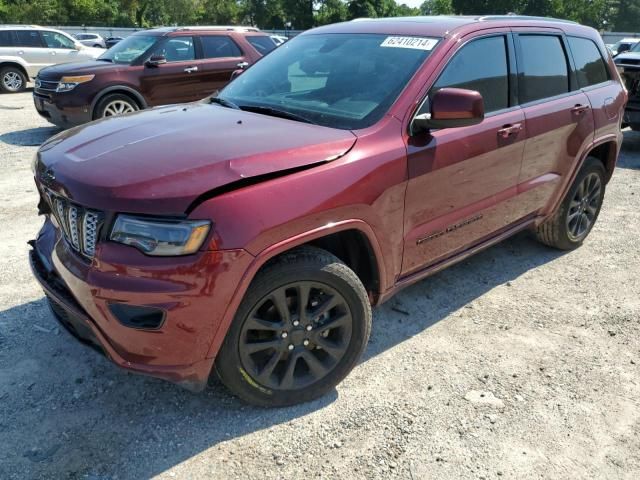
[30,16,626,406]
[33,26,275,127]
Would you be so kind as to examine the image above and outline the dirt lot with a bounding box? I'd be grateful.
[0,90,638,480]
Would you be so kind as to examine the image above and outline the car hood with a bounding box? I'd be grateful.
[36,102,357,215]
[615,52,640,63]
[37,60,120,80]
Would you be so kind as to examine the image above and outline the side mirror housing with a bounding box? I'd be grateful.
[146,55,167,67]
[411,87,485,135]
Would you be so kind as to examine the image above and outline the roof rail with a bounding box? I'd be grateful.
[0,24,42,28]
[174,26,260,32]
[479,15,578,25]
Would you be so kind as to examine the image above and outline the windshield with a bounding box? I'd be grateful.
[631,42,640,52]
[99,35,157,64]
[219,33,439,130]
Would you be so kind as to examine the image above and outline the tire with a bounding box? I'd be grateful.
[216,246,372,407]
[94,93,139,119]
[535,157,606,250]
[0,66,27,93]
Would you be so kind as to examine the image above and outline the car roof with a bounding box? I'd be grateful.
[618,38,640,43]
[307,15,591,38]
[142,26,262,36]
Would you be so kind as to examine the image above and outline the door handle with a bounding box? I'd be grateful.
[237,61,249,69]
[184,66,198,73]
[17,50,24,55]
[497,123,522,138]
[571,104,590,115]
[50,51,56,55]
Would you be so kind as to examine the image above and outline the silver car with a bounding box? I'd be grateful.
[74,33,106,49]
[0,25,103,93]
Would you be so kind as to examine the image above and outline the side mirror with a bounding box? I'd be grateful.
[146,55,167,67]
[411,87,485,135]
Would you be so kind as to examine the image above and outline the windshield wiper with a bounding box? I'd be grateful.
[210,96,240,110]
[239,105,317,124]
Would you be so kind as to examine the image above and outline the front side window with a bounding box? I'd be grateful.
[431,35,509,114]
[99,35,157,64]
[220,34,438,130]
[568,36,609,88]
[518,35,569,104]
[14,30,42,48]
[41,31,76,49]
[156,37,195,62]
[200,36,242,58]
[246,35,277,55]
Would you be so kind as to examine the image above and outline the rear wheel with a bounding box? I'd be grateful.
[0,66,27,93]
[94,93,138,119]
[535,157,606,250]
[215,247,372,407]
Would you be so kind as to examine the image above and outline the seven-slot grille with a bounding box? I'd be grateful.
[47,192,103,258]
[35,78,59,93]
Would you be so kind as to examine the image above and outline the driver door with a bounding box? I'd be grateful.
[402,33,527,276]
[139,36,202,106]
[39,30,83,67]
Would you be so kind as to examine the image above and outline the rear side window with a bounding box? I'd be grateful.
[246,36,276,55]
[14,30,42,48]
[518,35,569,103]
[0,31,13,47]
[200,36,242,58]
[432,36,509,114]
[568,36,609,88]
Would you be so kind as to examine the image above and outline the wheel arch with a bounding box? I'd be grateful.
[205,220,386,360]
[90,85,147,119]
[586,139,618,183]
[0,61,29,79]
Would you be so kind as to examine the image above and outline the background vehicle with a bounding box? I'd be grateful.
[614,43,640,129]
[105,36,124,49]
[33,26,275,127]
[609,37,640,57]
[74,33,106,48]
[0,25,102,93]
[30,16,626,407]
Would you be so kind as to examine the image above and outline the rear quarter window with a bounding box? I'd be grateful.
[518,35,569,103]
[568,36,610,88]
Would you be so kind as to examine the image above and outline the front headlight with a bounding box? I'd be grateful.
[56,74,95,92]
[110,215,211,256]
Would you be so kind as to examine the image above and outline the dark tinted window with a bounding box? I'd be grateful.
[14,30,42,47]
[569,36,609,88]
[158,36,195,62]
[432,36,509,113]
[0,31,13,47]
[246,36,276,55]
[200,36,242,58]
[519,35,569,103]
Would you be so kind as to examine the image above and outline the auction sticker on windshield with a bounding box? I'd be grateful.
[380,36,438,51]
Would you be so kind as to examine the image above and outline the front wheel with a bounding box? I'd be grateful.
[94,93,138,120]
[535,157,606,250]
[216,247,372,407]
[0,66,27,93]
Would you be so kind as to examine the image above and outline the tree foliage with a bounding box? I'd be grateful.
[0,0,637,32]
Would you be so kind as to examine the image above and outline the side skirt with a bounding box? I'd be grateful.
[377,215,538,305]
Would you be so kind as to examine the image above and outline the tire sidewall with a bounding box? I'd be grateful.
[216,256,370,407]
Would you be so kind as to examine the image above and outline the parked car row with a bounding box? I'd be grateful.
[31,26,276,127]
[28,16,626,406]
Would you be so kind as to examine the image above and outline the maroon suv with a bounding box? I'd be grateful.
[30,16,626,406]
[33,26,275,127]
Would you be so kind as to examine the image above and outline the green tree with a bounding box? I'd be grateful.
[420,0,453,15]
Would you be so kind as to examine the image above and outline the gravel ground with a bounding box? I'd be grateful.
[0,91,639,480]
